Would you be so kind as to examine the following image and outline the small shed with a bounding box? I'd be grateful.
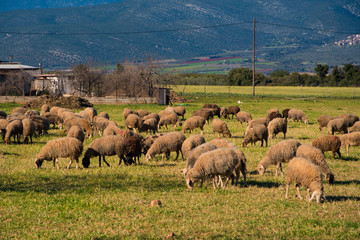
[158,87,170,105]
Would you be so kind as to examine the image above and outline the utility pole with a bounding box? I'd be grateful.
[252,18,256,97]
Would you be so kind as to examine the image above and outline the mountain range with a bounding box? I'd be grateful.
[1,0,360,72]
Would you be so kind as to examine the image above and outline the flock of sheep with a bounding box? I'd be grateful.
[1,102,360,203]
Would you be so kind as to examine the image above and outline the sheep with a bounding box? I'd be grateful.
[103,123,122,136]
[42,112,60,129]
[336,114,359,127]
[11,107,28,115]
[0,119,9,140]
[268,117,287,139]
[25,110,40,118]
[227,106,240,119]
[139,118,158,134]
[312,135,341,159]
[60,111,77,123]
[145,132,186,162]
[164,106,176,114]
[242,124,268,147]
[125,114,143,133]
[212,119,231,138]
[76,111,92,123]
[182,143,217,176]
[317,115,336,132]
[30,115,50,135]
[245,118,269,134]
[123,135,143,165]
[192,109,212,124]
[137,109,151,118]
[93,116,110,136]
[82,135,129,168]
[202,104,220,118]
[158,113,181,130]
[67,125,85,143]
[0,110,7,119]
[296,144,335,185]
[143,113,160,122]
[208,138,237,149]
[49,106,60,114]
[282,108,290,119]
[35,137,83,169]
[288,109,309,124]
[182,116,206,134]
[267,108,282,121]
[327,118,348,135]
[40,104,50,115]
[123,107,138,119]
[340,132,360,156]
[181,135,206,159]
[220,107,228,119]
[185,148,240,189]
[174,106,186,119]
[236,111,252,125]
[63,117,92,138]
[98,112,110,119]
[5,119,23,144]
[257,139,301,176]
[285,157,326,203]
[158,110,172,119]
[141,133,164,155]
[349,121,360,133]
[22,118,35,144]
[84,107,97,123]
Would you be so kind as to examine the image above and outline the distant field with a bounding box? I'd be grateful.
[1,87,360,239]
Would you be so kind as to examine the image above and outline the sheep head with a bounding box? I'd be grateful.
[257,164,265,176]
[82,157,90,168]
[35,158,43,169]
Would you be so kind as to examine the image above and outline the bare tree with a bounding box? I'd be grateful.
[4,70,33,96]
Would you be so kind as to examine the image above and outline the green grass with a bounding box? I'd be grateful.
[1,87,360,239]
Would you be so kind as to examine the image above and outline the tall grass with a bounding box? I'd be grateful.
[1,88,360,239]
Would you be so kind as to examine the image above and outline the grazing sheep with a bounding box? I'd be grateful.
[49,106,60,114]
[228,106,240,119]
[340,132,360,156]
[123,135,143,165]
[63,117,92,138]
[93,116,110,136]
[22,118,35,144]
[327,118,348,135]
[349,121,360,133]
[317,115,336,132]
[245,118,269,134]
[296,144,334,185]
[182,116,206,134]
[285,157,326,203]
[174,106,186,119]
[212,119,231,138]
[25,110,40,118]
[42,112,60,129]
[77,111,92,123]
[125,114,143,133]
[143,113,160,122]
[61,111,77,123]
[192,109,212,124]
[40,104,50,115]
[145,132,186,161]
[137,109,151,118]
[257,139,301,176]
[336,114,359,127]
[181,135,206,159]
[267,108,282,121]
[82,135,129,168]
[98,112,110,119]
[208,138,237,149]
[288,109,309,124]
[103,123,122,136]
[141,133,164,155]
[12,107,28,115]
[282,108,290,119]
[243,124,268,147]
[158,113,181,130]
[35,137,83,169]
[182,143,217,176]
[84,107,97,123]
[67,125,85,143]
[202,104,220,118]
[0,110,8,119]
[0,119,9,140]
[123,107,138,120]
[5,119,23,144]
[185,148,239,189]
[312,135,341,159]
[220,107,228,119]
[139,118,158,134]
[30,115,50,135]
[236,111,252,125]
[268,118,287,139]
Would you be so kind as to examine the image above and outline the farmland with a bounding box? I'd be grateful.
[1,86,360,239]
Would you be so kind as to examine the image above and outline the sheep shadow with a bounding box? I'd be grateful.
[334,180,360,185]
[340,156,358,161]
[1,152,20,156]
[326,195,360,202]
[246,180,281,188]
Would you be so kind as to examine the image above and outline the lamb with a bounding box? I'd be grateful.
[317,115,336,132]
[145,132,186,161]
[340,132,360,156]
[182,116,206,134]
[208,138,237,149]
[174,106,186,119]
[268,117,287,139]
[267,108,282,121]
[139,118,158,134]
[82,135,129,168]
[349,121,360,133]
[257,139,301,176]
[98,112,110,119]
[125,114,143,133]
[220,107,228,119]
[185,148,240,189]
[296,144,335,184]
[181,135,206,159]
[35,137,83,169]
[5,119,23,144]
[30,115,50,135]
[212,119,231,138]
[158,113,181,130]
[63,117,92,138]
[42,112,60,129]
[202,104,220,118]
[93,116,110,136]
[327,118,348,135]
[192,109,212,124]
[236,111,252,125]
[285,157,326,203]
[22,118,35,144]
[242,124,268,147]
[40,104,50,115]
[312,135,341,159]
[288,109,309,124]
[336,114,359,127]
[67,125,85,143]
[227,106,240,119]
[182,143,217,176]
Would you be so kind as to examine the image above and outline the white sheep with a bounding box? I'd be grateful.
[181,134,206,159]
[145,132,186,161]
[340,132,360,156]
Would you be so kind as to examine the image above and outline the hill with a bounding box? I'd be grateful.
[0,0,360,71]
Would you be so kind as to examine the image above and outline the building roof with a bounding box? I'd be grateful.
[0,63,40,70]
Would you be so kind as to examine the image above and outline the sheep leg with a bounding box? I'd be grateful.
[296,184,303,200]
[175,150,179,161]
[346,145,349,156]
[213,177,217,189]
[102,156,110,167]
[99,155,102,167]
[336,150,341,160]
[53,158,56,168]
[55,158,60,169]
[306,188,310,201]
[285,184,289,199]
[234,170,240,187]
[241,167,247,187]
[223,175,230,188]
[67,159,73,169]
[75,157,79,169]
[283,132,286,139]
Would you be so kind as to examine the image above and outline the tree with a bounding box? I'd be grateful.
[70,63,104,96]
[270,70,289,78]
[5,70,33,96]
[315,64,329,85]
[228,68,265,86]
[329,66,344,86]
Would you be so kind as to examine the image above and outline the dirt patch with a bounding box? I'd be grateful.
[22,95,93,109]
[169,91,187,103]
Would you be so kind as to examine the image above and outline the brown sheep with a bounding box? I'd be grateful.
[243,124,268,147]
[312,135,341,159]
[236,111,252,125]
[228,106,240,119]
[174,106,186,119]
[212,119,231,138]
[317,115,335,132]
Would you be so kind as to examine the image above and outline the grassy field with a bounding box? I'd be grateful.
[1,86,360,239]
